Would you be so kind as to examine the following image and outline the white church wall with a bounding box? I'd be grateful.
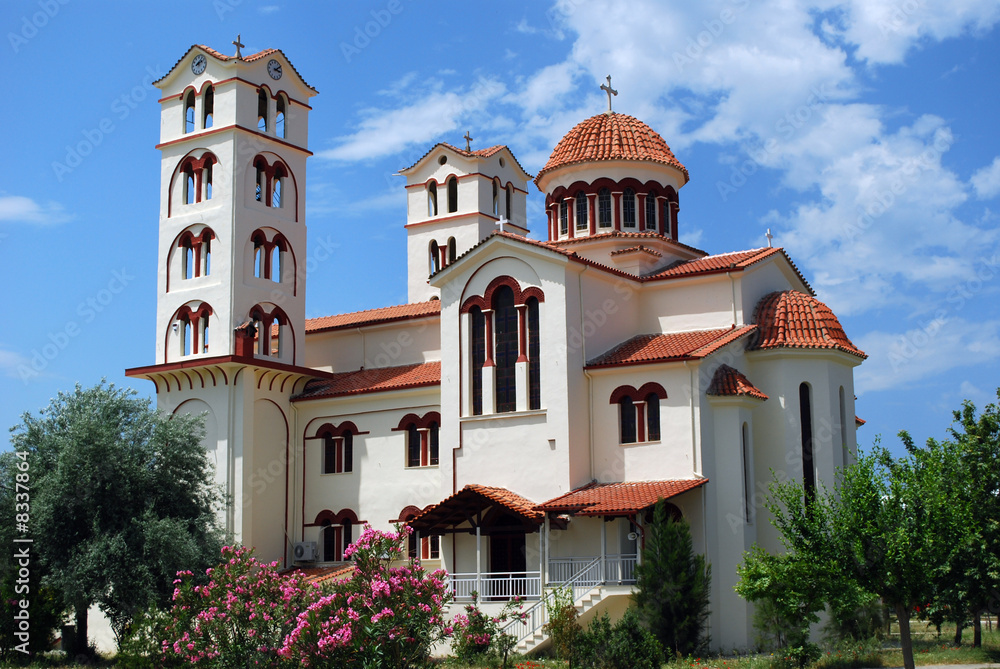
[640,276,737,334]
[302,317,440,372]
[249,397,290,564]
[738,257,811,321]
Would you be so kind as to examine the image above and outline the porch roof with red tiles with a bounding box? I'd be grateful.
[586,325,757,369]
[408,484,543,534]
[282,564,354,585]
[292,361,440,401]
[706,364,769,401]
[304,300,441,333]
[537,479,708,516]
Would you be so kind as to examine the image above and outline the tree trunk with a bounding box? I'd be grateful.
[73,604,89,658]
[896,603,915,669]
[973,611,982,648]
[954,622,963,645]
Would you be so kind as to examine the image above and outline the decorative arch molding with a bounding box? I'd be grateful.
[242,303,296,362]
[164,301,216,362]
[168,150,221,216]
[247,227,298,293]
[312,420,368,437]
[246,153,300,220]
[460,275,546,314]
[312,508,362,526]
[609,382,667,404]
[392,411,441,431]
[167,225,217,291]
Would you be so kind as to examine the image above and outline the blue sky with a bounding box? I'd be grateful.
[2,0,999,455]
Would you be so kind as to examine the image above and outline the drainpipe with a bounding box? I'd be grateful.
[727,271,738,325]
[578,265,594,480]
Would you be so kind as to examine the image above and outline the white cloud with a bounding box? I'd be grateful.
[0,347,32,381]
[971,157,1000,200]
[0,195,70,225]
[258,5,279,14]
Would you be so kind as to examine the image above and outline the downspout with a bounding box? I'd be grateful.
[728,271,738,325]
[578,266,594,480]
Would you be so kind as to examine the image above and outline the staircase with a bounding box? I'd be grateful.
[515,584,606,654]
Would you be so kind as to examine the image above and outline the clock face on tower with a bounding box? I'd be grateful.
[267,59,282,80]
[191,54,207,75]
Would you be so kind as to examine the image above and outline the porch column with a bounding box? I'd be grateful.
[415,530,421,561]
[635,514,643,567]
[476,525,482,596]
[542,514,550,589]
[600,519,607,584]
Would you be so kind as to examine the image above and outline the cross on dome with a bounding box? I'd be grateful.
[464,131,473,151]
[600,75,618,114]
[232,34,244,60]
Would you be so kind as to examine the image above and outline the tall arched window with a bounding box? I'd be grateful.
[254,159,266,202]
[492,179,500,216]
[839,386,848,467]
[184,90,195,133]
[447,177,458,213]
[447,237,457,265]
[427,181,438,217]
[428,420,440,466]
[506,184,513,219]
[322,428,353,474]
[645,392,660,441]
[619,396,636,444]
[645,191,657,230]
[271,245,282,283]
[559,199,568,236]
[271,163,287,208]
[253,234,265,278]
[202,85,214,129]
[575,191,588,231]
[494,286,517,413]
[322,523,341,562]
[470,307,485,416]
[275,95,286,138]
[598,188,612,228]
[662,199,672,236]
[182,164,196,205]
[429,240,440,274]
[799,383,815,499]
[527,297,540,410]
[182,238,195,280]
[204,159,213,200]
[622,188,636,228]
[202,232,212,275]
[406,423,421,468]
[257,88,269,132]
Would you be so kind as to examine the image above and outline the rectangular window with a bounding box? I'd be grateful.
[407,426,421,468]
[646,394,660,441]
[422,535,440,560]
[323,435,352,474]
[494,289,518,413]
[620,397,637,444]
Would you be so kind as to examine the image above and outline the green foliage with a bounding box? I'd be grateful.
[451,592,527,668]
[7,381,225,654]
[115,606,183,669]
[634,499,711,656]
[542,586,580,662]
[573,609,663,669]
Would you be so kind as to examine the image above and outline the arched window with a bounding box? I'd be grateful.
[182,319,193,357]
[271,163,287,208]
[275,95,286,139]
[202,85,214,129]
[271,245,282,283]
[505,184,513,219]
[183,164,196,205]
[429,240,440,274]
[254,159,266,203]
[447,237,457,264]
[622,188,636,228]
[182,238,195,280]
[427,181,438,217]
[204,159,213,200]
[839,386,849,467]
[253,235,265,278]
[428,420,440,466]
[201,232,212,276]
[645,191,657,230]
[200,311,210,354]
[799,383,815,499]
[598,188,612,227]
[406,423,421,468]
[662,199,672,235]
[322,428,353,474]
[575,191,588,231]
[175,304,213,358]
[257,88,268,132]
[492,179,500,216]
[527,297,540,410]
[447,177,458,213]
[645,392,660,441]
[619,396,636,444]
[401,508,440,561]
[470,306,485,416]
[742,422,752,522]
[494,285,517,413]
[559,199,568,236]
[184,90,195,134]
[322,523,342,562]
[398,413,440,468]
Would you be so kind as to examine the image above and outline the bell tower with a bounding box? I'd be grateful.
[152,41,316,366]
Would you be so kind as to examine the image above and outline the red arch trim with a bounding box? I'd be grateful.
[392,411,441,431]
[460,275,546,314]
[609,382,667,404]
[313,508,361,526]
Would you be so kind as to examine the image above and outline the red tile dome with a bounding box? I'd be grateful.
[751,291,866,358]
[535,112,689,185]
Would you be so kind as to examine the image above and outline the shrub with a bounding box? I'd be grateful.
[450,591,527,668]
[574,609,663,669]
[542,586,580,662]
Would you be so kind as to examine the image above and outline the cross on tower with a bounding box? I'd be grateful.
[232,34,244,60]
[463,131,473,152]
[496,216,508,233]
[601,75,618,114]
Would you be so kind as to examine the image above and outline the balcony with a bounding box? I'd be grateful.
[447,553,638,601]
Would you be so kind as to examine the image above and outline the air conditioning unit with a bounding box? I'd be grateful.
[293,541,317,562]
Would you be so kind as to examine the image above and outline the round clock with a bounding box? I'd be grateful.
[267,59,282,80]
[191,54,207,75]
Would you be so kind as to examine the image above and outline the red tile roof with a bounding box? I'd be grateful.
[706,364,768,401]
[751,291,866,359]
[587,325,757,369]
[855,415,866,427]
[537,479,708,516]
[155,45,317,91]
[409,484,543,532]
[644,247,813,294]
[546,230,706,257]
[293,361,440,401]
[283,564,354,585]
[536,113,689,185]
[305,300,441,333]
[609,244,663,258]
[400,142,532,178]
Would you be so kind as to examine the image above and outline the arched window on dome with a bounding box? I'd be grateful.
[622,188,637,228]
[494,285,517,413]
[257,88,269,132]
[575,191,588,231]
[598,188,612,228]
[492,179,500,216]
[183,90,195,134]
[429,240,440,274]
[506,184,513,220]
[202,85,214,129]
[645,191,658,231]
[447,177,458,213]
[559,199,568,236]
[662,199,672,236]
[275,94,286,139]
[427,181,438,217]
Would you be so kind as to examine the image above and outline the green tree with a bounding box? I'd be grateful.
[8,381,225,657]
[633,499,711,656]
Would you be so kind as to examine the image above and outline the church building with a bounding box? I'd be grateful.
[126,43,866,652]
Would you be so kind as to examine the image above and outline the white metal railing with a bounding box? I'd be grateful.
[501,556,604,644]
[550,554,638,585]
[449,571,541,600]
